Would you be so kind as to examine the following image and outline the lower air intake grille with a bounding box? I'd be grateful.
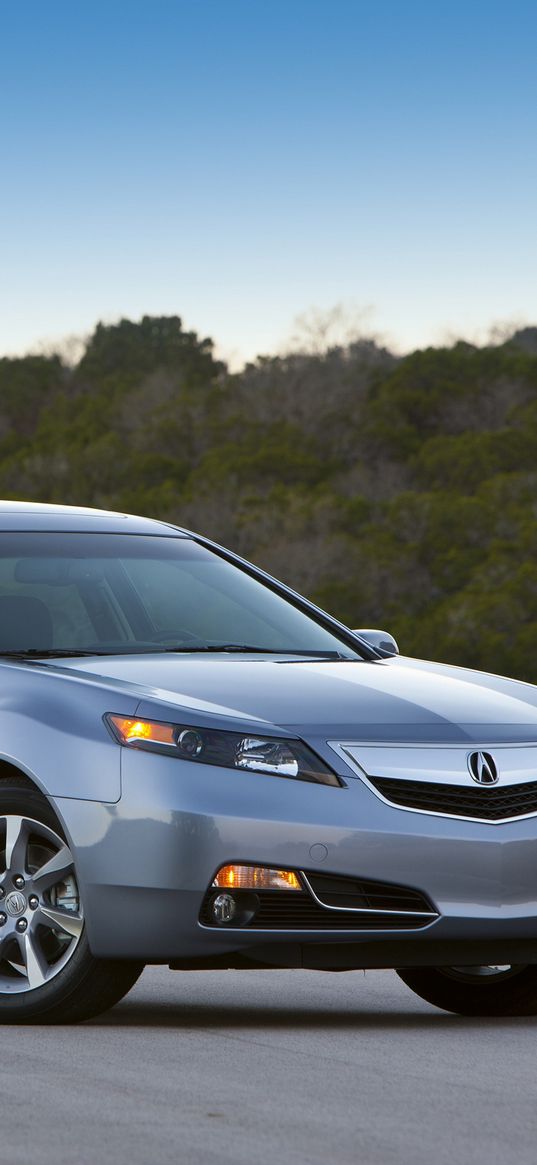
[370,776,537,821]
[200,871,437,930]
[305,871,435,914]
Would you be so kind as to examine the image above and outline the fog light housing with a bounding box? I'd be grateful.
[209,890,260,927]
[213,864,302,891]
[211,893,237,924]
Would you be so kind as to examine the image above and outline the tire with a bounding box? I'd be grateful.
[397,963,537,1017]
[0,777,144,1023]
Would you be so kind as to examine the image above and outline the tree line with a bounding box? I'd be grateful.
[3,314,537,681]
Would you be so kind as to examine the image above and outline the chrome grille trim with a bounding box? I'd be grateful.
[301,874,437,918]
[330,741,537,824]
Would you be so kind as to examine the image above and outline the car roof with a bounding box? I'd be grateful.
[0,501,189,536]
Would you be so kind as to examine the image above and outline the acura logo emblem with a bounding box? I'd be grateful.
[468,751,499,786]
[5,891,27,916]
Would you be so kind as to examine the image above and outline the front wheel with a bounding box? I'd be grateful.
[397,963,537,1016]
[0,780,143,1023]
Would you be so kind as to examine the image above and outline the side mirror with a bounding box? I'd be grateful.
[353,628,399,656]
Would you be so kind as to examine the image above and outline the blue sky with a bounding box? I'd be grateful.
[1,0,536,366]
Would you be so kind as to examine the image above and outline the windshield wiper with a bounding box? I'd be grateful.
[0,645,355,660]
[0,649,113,659]
[158,644,350,657]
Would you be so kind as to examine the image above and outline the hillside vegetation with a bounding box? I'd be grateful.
[3,315,537,681]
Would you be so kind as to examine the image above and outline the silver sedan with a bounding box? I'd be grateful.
[1,501,537,1022]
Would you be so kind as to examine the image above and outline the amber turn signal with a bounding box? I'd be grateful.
[212,864,302,891]
[107,715,176,747]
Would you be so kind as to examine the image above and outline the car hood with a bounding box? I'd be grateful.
[46,652,537,744]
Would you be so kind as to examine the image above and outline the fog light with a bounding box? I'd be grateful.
[213,864,301,891]
[211,893,237,924]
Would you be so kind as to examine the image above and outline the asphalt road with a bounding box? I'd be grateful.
[2,966,537,1165]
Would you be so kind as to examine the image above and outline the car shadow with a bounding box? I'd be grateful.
[88,997,537,1031]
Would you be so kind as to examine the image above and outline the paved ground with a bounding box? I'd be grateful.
[2,966,537,1164]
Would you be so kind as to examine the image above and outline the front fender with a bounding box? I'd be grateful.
[0,662,139,801]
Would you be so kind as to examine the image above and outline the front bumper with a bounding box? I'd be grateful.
[52,748,537,965]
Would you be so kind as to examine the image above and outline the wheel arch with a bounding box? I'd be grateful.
[0,758,48,797]
[0,759,77,853]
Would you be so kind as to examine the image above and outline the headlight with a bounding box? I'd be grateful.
[105,714,341,786]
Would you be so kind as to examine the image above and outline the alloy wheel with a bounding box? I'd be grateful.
[440,964,525,984]
[0,814,83,993]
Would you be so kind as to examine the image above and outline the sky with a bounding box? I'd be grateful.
[1,0,536,367]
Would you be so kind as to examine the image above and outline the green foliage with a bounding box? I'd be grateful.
[2,315,537,681]
[78,316,220,385]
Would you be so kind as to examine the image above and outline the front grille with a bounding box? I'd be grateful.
[370,775,537,821]
[200,871,437,930]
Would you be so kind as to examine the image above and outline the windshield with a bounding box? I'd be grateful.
[0,533,364,659]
